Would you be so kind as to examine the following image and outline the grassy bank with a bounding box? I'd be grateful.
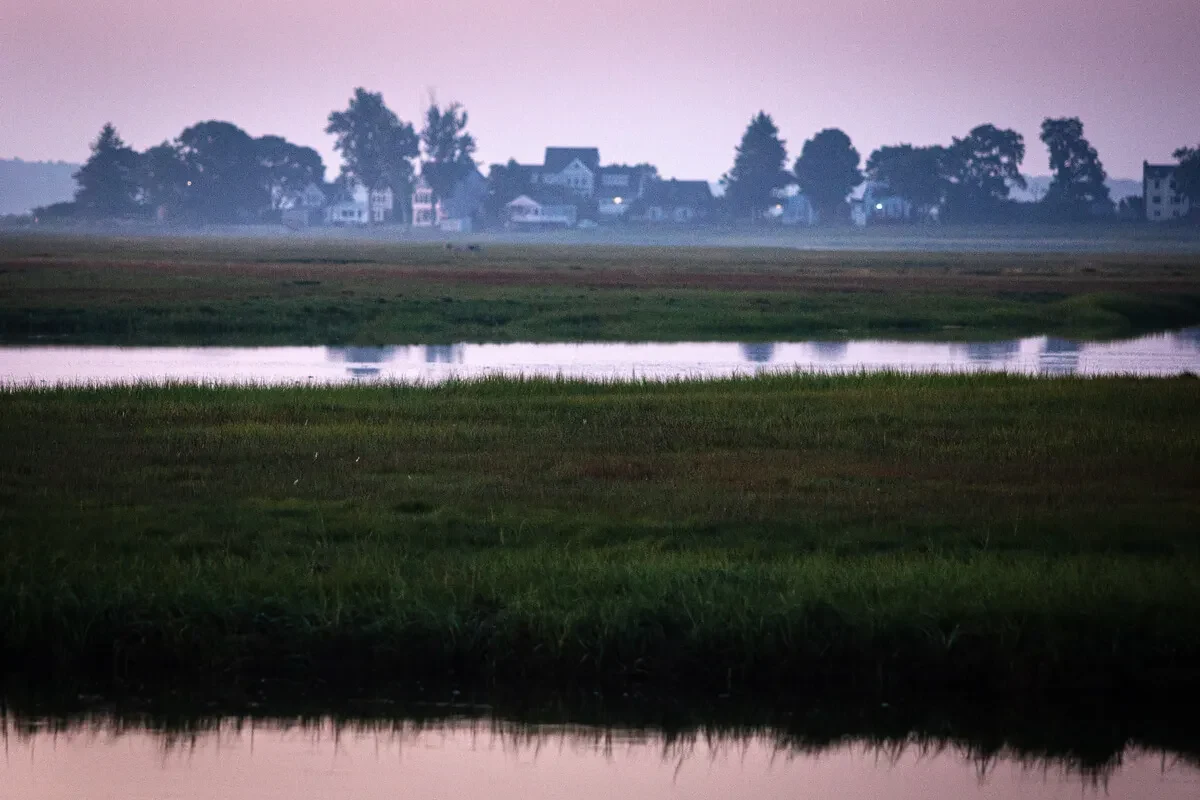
[3,233,1200,343]
[2,375,1199,700]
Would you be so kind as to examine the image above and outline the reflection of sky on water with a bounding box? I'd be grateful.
[3,329,1198,386]
[5,717,1198,800]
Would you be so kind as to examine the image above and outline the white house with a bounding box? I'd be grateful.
[530,148,600,197]
[506,194,579,227]
[412,169,488,232]
[1144,162,1191,222]
[324,184,395,225]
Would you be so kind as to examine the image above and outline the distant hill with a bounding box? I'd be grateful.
[1012,175,1142,204]
[0,158,79,215]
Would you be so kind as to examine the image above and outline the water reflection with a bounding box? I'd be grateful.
[812,340,849,361]
[1,713,1196,800]
[1,329,1198,386]
[740,342,775,363]
[426,344,465,364]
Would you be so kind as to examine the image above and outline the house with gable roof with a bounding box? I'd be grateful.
[1144,162,1192,222]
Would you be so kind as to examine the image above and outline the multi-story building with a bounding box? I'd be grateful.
[1144,162,1191,222]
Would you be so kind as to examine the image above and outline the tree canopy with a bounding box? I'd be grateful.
[73,124,140,216]
[865,144,945,217]
[942,124,1026,221]
[420,102,477,208]
[793,128,862,222]
[326,88,419,217]
[256,135,325,209]
[1040,117,1110,219]
[722,112,789,222]
[1174,145,1200,206]
[176,121,267,223]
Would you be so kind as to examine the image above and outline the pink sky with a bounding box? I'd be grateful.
[2,0,1198,181]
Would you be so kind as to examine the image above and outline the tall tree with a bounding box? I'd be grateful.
[793,128,863,223]
[176,121,266,223]
[942,124,1026,221]
[420,102,477,212]
[865,144,946,219]
[721,112,789,222]
[1040,117,1111,219]
[138,142,190,220]
[326,88,419,222]
[1174,145,1200,207]
[256,136,325,209]
[73,123,140,217]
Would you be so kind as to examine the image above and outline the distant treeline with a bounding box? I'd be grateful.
[11,88,1200,227]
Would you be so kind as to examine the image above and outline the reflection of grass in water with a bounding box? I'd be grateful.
[3,709,1198,783]
[1,374,1198,709]
[3,234,1200,344]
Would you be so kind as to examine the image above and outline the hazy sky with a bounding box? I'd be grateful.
[3,0,1198,181]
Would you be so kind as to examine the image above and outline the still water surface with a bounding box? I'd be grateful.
[1,329,1198,385]
[3,716,1197,800]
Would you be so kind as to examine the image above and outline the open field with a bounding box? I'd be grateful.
[2,375,1198,700]
[3,232,1200,344]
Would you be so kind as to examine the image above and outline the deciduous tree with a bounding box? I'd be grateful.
[1174,145,1200,207]
[326,88,419,222]
[420,102,477,212]
[942,124,1026,221]
[793,128,863,223]
[1040,117,1111,219]
[176,121,267,223]
[256,136,325,209]
[865,144,945,219]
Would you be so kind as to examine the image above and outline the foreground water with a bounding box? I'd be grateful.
[1,329,1198,385]
[3,715,1197,800]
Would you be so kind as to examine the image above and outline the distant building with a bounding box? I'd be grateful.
[532,147,601,197]
[412,169,489,232]
[639,179,714,223]
[862,181,913,223]
[772,184,817,226]
[1144,162,1191,222]
[324,184,394,225]
[506,189,580,227]
[595,165,656,219]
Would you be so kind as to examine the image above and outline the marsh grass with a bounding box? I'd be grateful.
[1,374,1198,699]
[3,234,1199,344]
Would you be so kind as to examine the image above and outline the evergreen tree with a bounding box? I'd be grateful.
[73,124,140,217]
[721,112,789,222]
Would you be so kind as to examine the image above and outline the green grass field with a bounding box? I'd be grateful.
[3,232,1200,343]
[2,375,1198,701]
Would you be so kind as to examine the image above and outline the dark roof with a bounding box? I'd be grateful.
[1144,163,1177,180]
[643,179,714,208]
[544,147,600,173]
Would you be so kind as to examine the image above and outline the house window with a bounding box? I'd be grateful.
[1170,180,1177,190]
[1153,196,1162,204]
[1154,180,1161,189]
[1155,211,1162,217]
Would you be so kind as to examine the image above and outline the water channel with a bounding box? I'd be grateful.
[1,329,1198,385]
[3,715,1198,800]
